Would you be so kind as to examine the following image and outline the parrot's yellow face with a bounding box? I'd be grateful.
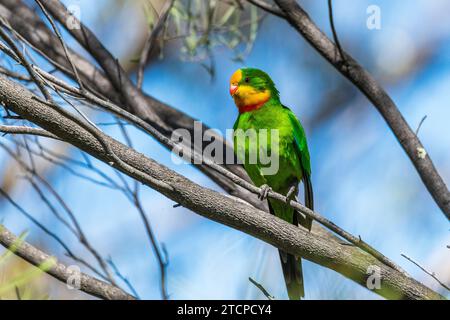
[230,69,271,113]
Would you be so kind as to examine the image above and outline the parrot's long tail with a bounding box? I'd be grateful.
[281,173,313,299]
[270,175,314,300]
[278,249,305,299]
[269,200,305,300]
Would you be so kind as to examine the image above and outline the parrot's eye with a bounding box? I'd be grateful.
[244,77,250,83]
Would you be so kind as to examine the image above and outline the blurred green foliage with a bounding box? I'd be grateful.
[0,229,53,300]
[144,0,260,77]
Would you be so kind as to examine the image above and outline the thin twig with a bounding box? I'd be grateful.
[0,65,31,81]
[136,0,175,89]
[0,125,58,139]
[0,24,53,102]
[327,0,346,66]
[132,192,169,300]
[249,277,275,300]
[34,0,85,91]
[415,115,428,136]
[107,258,141,299]
[401,253,450,291]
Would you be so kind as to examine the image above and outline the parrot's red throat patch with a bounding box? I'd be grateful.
[237,97,270,114]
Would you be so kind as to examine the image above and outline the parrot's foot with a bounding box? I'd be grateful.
[258,184,272,200]
[285,185,297,203]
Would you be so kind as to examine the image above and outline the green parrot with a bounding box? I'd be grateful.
[230,68,313,300]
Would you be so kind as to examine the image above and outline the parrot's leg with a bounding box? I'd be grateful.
[286,185,297,203]
[258,184,272,200]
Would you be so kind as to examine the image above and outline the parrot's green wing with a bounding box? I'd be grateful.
[284,106,314,228]
[283,106,311,176]
[232,115,240,131]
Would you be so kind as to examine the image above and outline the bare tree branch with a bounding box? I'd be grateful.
[249,277,275,300]
[34,0,84,91]
[0,125,57,139]
[327,0,345,65]
[0,224,135,300]
[401,253,450,292]
[0,65,30,81]
[131,190,169,300]
[136,0,175,90]
[0,25,53,102]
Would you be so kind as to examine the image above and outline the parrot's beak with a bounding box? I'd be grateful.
[229,84,238,96]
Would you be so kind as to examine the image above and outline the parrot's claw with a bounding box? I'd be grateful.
[258,184,272,201]
[285,185,297,203]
